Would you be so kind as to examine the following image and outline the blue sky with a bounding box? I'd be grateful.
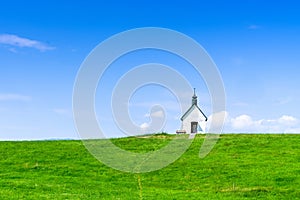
[1,0,300,140]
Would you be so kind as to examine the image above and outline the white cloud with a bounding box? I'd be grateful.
[0,34,55,51]
[152,110,164,118]
[231,114,254,129]
[0,94,31,101]
[228,114,300,133]
[284,127,300,133]
[144,110,165,118]
[206,111,300,133]
[278,115,298,126]
[140,122,149,129]
[207,111,229,131]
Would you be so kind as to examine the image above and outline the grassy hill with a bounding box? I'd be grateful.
[0,134,299,199]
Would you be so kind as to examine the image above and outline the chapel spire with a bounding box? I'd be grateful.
[192,88,197,105]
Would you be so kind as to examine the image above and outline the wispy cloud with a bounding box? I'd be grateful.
[144,110,165,118]
[8,47,17,53]
[0,34,55,51]
[231,57,244,66]
[53,108,70,115]
[274,97,292,105]
[0,94,31,101]
[129,101,183,112]
[232,102,249,107]
[247,25,260,30]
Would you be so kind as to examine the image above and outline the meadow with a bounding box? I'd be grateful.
[0,134,299,199]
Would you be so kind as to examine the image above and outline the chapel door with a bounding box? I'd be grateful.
[191,122,198,133]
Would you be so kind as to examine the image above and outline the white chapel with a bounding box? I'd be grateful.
[178,88,207,134]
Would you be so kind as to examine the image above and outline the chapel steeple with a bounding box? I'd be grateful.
[192,88,197,105]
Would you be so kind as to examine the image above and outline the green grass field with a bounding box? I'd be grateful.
[0,134,299,199]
